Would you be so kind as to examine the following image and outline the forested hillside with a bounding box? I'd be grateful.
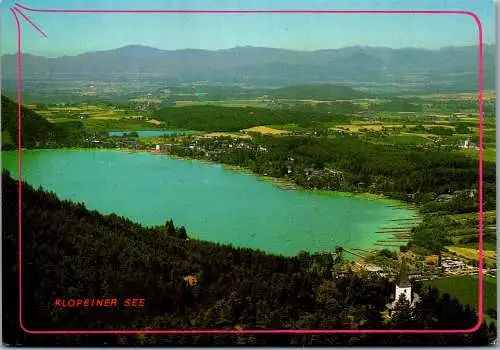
[1,95,86,149]
[1,95,57,149]
[2,171,495,346]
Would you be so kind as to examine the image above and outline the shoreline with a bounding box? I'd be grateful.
[146,149,414,206]
[3,147,420,260]
[120,149,421,259]
[4,146,420,208]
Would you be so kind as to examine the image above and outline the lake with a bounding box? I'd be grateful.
[2,150,416,257]
[108,130,184,137]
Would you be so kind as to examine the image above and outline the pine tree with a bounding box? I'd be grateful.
[164,219,175,235]
[177,226,188,239]
[391,294,415,329]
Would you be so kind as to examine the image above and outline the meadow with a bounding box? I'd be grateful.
[423,275,497,323]
[33,104,166,132]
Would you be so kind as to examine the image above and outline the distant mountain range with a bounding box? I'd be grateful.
[1,45,494,91]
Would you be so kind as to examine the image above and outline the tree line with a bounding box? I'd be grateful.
[169,134,495,212]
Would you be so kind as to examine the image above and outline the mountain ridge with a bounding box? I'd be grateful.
[1,45,494,90]
[2,44,492,59]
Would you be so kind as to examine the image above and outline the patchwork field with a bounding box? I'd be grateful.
[334,124,405,132]
[33,104,165,132]
[202,132,252,139]
[445,246,496,265]
[36,105,129,120]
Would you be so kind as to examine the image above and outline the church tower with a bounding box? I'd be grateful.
[386,256,419,317]
[395,256,411,303]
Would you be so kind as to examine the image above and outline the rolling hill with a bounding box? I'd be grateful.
[1,95,57,149]
[1,95,85,148]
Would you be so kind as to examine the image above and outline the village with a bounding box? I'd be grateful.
[354,251,496,282]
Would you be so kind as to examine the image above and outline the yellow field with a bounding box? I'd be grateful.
[420,91,495,101]
[422,124,455,129]
[335,122,459,135]
[400,132,434,139]
[445,246,496,264]
[202,132,252,139]
[91,111,125,117]
[335,124,409,132]
[242,126,291,135]
[147,119,163,126]
[46,118,76,123]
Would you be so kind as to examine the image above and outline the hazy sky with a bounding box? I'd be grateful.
[0,0,495,57]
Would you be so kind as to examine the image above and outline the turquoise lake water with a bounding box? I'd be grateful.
[2,149,415,257]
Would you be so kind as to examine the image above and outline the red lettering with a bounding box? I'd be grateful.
[124,298,145,307]
[53,297,139,308]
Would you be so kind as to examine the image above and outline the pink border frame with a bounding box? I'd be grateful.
[9,2,485,336]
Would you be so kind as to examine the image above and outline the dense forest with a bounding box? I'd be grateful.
[159,84,368,102]
[370,98,423,112]
[153,105,361,131]
[2,171,496,346]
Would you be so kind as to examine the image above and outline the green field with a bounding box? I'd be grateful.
[462,148,496,163]
[456,241,497,251]
[383,134,431,145]
[423,275,497,321]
